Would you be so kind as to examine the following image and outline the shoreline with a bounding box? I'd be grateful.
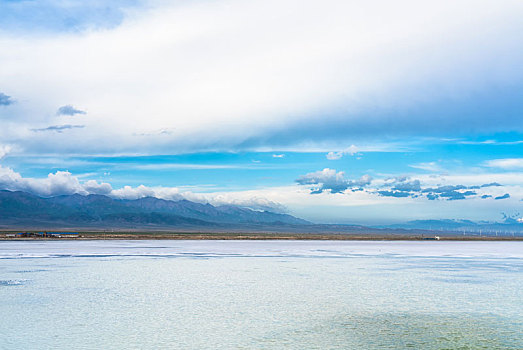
[1,232,522,241]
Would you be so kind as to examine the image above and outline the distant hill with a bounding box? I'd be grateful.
[0,190,309,229]
[1,190,521,236]
[378,219,523,234]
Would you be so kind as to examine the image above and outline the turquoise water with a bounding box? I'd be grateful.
[0,240,522,349]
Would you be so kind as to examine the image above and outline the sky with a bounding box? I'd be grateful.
[0,0,522,224]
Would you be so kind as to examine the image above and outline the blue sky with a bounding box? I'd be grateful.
[0,0,522,224]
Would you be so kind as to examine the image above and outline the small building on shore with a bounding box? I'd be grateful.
[422,236,440,240]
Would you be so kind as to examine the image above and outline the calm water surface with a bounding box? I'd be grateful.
[0,240,522,349]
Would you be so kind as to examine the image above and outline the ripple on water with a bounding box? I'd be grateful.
[0,279,29,286]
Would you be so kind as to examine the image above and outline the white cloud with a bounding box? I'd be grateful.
[326,152,342,161]
[0,165,112,197]
[0,145,11,159]
[409,162,444,172]
[483,158,523,170]
[203,194,288,213]
[296,168,349,193]
[1,0,522,154]
[82,179,113,195]
[106,184,288,212]
[326,145,359,160]
[132,163,241,170]
[110,184,158,200]
[296,168,372,194]
[272,154,285,158]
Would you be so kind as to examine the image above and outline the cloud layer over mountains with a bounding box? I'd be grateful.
[0,164,288,212]
[0,162,518,214]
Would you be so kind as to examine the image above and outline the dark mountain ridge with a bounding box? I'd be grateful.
[0,190,309,228]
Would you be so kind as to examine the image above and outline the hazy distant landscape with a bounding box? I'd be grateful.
[1,189,521,238]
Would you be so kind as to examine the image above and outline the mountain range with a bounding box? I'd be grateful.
[1,190,521,235]
[0,190,308,230]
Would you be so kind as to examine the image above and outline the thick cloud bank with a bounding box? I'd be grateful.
[1,0,522,154]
